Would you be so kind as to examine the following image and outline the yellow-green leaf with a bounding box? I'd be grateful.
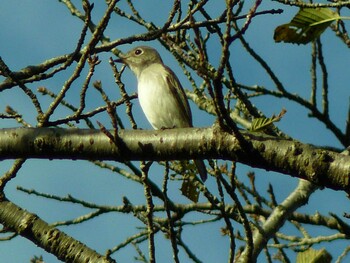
[296,248,332,263]
[250,108,286,132]
[274,8,342,44]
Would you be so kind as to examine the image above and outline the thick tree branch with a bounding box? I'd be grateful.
[0,199,115,263]
[0,127,349,191]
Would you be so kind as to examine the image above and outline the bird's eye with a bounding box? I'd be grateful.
[134,49,143,56]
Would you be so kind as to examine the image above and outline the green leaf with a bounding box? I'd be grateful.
[274,8,343,44]
[296,248,332,263]
[250,108,286,132]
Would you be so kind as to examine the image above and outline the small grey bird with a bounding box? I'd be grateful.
[115,46,207,181]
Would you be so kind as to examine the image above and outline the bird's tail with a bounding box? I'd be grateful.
[194,159,207,182]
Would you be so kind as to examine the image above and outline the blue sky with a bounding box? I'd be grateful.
[1,1,350,262]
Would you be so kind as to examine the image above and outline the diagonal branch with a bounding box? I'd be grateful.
[0,199,115,263]
[237,180,318,262]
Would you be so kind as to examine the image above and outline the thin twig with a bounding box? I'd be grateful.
[316,39,329,117]
[0,159,26,192]
[141,162,156,263]
[162,163,180,263]
[310,41,317,106]
[215,167,236,263]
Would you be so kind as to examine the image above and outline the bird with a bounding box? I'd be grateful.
[115,46,207,181]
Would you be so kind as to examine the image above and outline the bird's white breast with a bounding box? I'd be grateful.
[137,64,190,129]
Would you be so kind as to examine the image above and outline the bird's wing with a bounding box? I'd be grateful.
[164,65,193,127]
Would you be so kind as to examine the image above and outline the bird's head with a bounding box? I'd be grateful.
[115,46,163,77]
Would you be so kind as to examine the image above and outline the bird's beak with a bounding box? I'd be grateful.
[114,57,124,63]
[114,52,126,63]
